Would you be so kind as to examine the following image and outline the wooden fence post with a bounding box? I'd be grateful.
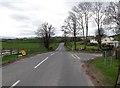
[2,48,4,56]
[17,48,19,55]
[10,48,12,55]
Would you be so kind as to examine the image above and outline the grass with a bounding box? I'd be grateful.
[50,42,59,50]
[2,42,42,50]
[65,41,98,52]
[1,40,59,64]
[1,54,18,64]
[90,56,119,85]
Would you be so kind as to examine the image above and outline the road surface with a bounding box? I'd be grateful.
[2,43,101,87]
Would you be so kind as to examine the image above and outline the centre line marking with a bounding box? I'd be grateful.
[34,57,48,68]
[10,80,20,88]
[71,54,76,59]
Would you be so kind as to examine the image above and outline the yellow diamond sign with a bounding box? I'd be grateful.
[21,50,26,56]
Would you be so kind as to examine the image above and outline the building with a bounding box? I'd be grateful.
[90,37,119,47]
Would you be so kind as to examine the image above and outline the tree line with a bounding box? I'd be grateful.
[62,1,120,50]
[35,1,120,50]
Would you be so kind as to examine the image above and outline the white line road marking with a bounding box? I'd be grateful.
[71,54,76,59]
[34,57,48,68]
[74,54,80,59]
[10,80,20,88]
[51,53,55,56]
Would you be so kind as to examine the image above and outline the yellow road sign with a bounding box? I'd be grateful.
[21,50,26,56]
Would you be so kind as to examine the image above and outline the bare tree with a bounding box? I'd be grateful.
[103,1,120,86]
[62,11,81,50]
[91,2,106,50]
[61,26,69,46]
[72,6,85,47]
[95,27,106,43]
[104,1,120,35]
[36,22,55,50]
[72,2,92,49]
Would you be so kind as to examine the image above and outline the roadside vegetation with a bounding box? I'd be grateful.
[1,38,59,65]
[113,34,120,41]
[90,56,119,85]
[65,40,99,52]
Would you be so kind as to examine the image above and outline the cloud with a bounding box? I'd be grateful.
[10,14,30,22]
[0,1,24,11]
[0,0,114,38]
[18,29,35,35]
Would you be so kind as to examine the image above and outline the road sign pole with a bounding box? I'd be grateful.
[110,50,112,66]
[104,51,106,66]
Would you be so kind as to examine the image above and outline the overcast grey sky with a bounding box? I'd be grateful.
[0,0,116,38]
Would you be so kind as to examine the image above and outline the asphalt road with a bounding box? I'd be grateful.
[2,43,102,87]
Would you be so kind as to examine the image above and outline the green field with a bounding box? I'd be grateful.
[1,39,59,64]
[2,39,43,50]
[2,42,41,49]
[90,57,118,85]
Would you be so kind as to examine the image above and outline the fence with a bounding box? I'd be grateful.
[0,48,41,56]
[0,49,22,56]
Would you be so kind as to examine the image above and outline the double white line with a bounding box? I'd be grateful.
[34,57,48,68]
[71,54,76,58]
[71,54,80,59]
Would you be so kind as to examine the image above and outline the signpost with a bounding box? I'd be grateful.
[18,50,26,56]
[103,47,113,66]
[103,51,107,66]
[21,50,26,56]
[110,50,112,66]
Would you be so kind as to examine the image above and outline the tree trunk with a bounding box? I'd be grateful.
[86,16,88,42]
[45,33,49,50]
[97,13,102,50]
[64,32,66,46]
[97,39,102,50]
[73,19,76,50]
[84,13,88,50]
[74,25,76,50]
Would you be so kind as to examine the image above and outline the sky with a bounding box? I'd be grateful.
[0,0,116,38]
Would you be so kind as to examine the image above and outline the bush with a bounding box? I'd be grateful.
[49,47,54,50]
[88,43,97,46]
[102,44,114,50]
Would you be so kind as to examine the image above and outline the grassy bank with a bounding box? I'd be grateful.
[1,40,59,65]
[90,56,118,85]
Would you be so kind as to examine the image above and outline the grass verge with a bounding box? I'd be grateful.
[90,56,118,85]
